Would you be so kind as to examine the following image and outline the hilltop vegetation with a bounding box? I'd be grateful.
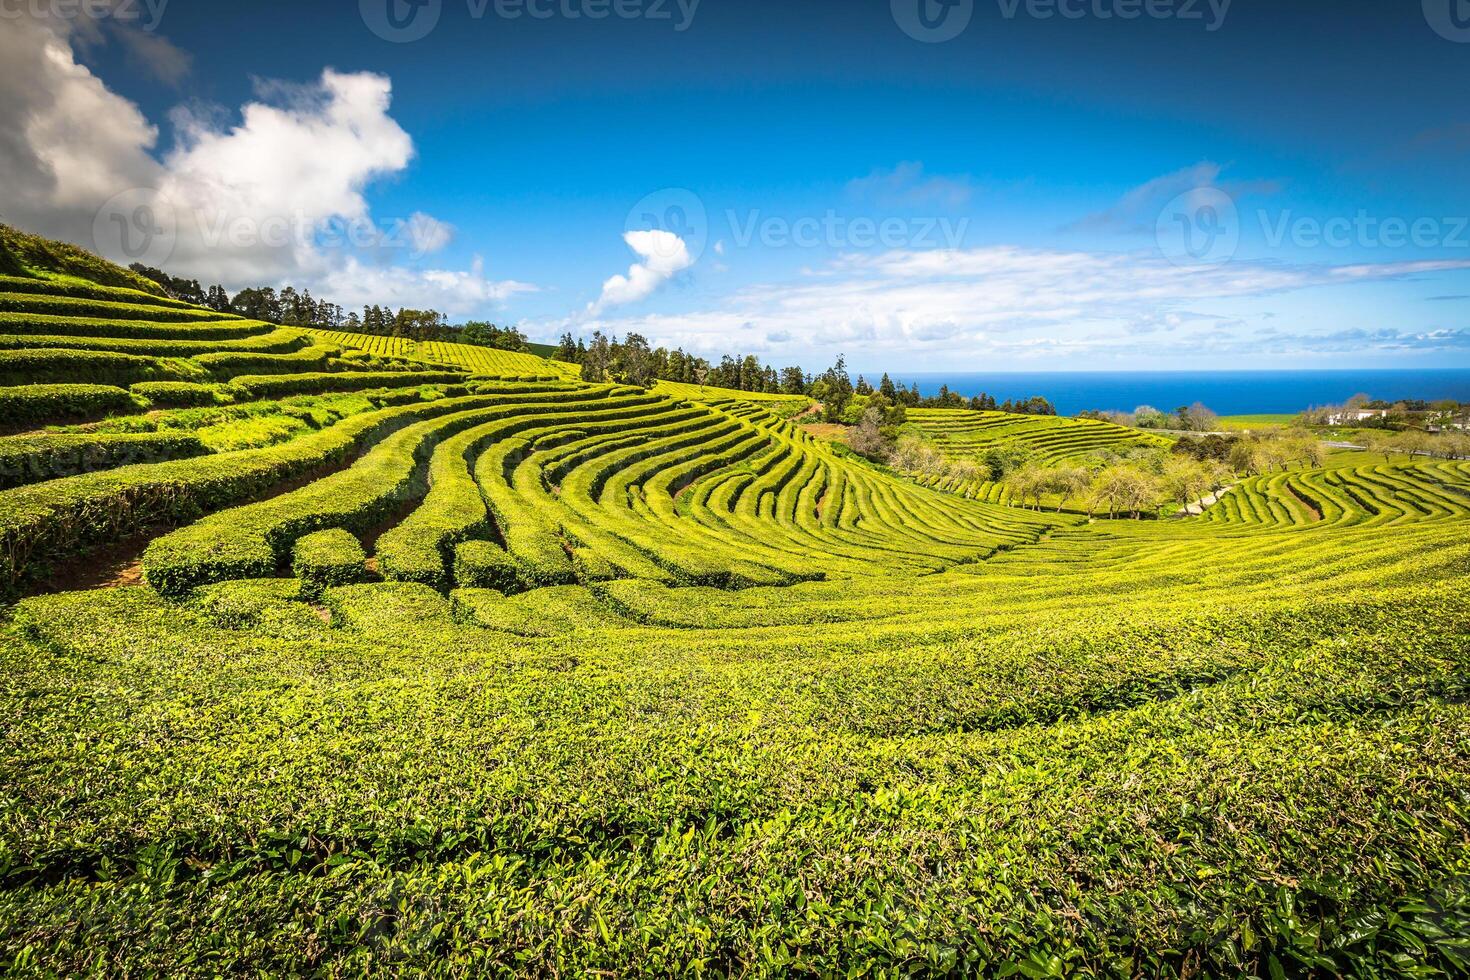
[2,230,1470,976]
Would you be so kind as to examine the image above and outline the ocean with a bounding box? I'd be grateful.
[883,370,1470,417]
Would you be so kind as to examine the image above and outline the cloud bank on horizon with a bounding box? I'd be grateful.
[1,3,1467,370]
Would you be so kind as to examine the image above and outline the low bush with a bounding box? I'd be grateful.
[194,345,337,378]
[131,381,224,408]
[0,431,208,489]
[0,291,236,322]
[0,348,203,386]
[0,383,139,427]
[0,313,273,341]
[453,540,522,591]
[226,371,467,400]
[0,395,498,594]
[292,529,367,601]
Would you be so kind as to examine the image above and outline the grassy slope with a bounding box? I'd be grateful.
[0,229,1468,975]
[0,223,165,295]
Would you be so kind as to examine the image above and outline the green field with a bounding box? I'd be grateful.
[1217,413,1298,431]
[3,236,1470,975]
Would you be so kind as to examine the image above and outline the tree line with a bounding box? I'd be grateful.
[127,264,530,353]
[555,331,1056,422]
[1079,403,1219,432]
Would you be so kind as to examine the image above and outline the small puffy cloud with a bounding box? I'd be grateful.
[588,229,695,313]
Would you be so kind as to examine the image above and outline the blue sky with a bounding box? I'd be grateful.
[4,0,1469,372]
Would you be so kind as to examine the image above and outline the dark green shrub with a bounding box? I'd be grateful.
[0,348,202,386]
[0,384,139,427]
[0,431,207,490]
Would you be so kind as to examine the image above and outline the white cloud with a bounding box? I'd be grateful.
[847,161,973,209]
[0,12,523,317]
[1067,161,1282,234]
[588,229,694,313]
[541,244,1470,365]
[405,212,453,255]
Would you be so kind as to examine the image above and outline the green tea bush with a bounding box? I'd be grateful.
[292,528,367,600]
[194,344,336,378]
[0,395,499,593]
[0,383,139,427]
[0,291,237,322]
[131,381,224,407]
[452,539,521,591]
[0,431,207,489]
[0,326,305,356]
[227,370,467,400]
[0,348,204,386]
[0,312,273,340]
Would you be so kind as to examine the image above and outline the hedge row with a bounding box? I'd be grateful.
[0,348,204,386]
[0,274,194,308]
[195,344,337,378]
[0,384,139,428]
[374,391,668,590]
[225,370,468,400]
[142,405,512,596]
[0,313,275,341]
[0,431,208,490]
[0,395,502,594]
[0,292,238,323]
[451,540,520,591]
[0,327,309,357]
[130,381,224,408]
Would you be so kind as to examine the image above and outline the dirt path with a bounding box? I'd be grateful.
[1177,485,1235,517]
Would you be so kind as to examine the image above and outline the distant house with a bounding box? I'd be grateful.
[1325,408,1387,426]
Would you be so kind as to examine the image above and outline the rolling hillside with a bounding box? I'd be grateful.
[2,233,1469,975]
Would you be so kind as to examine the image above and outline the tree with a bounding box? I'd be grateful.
[1133,405,1172,429]
[879,373,897,401]
[1002,463,1049,510]
[780,366,807,395]
[613,332,655,388]
[1045,466,1092,512]
[554,332,579,363]
[1088,465,1160,519]
[460,321,529,352]
[1178,402,1218,432]
[847,408,893,462]
[1361,430,1402,464]
[1160,457,1213,510]
[581,331,612,383]
[818,355,854,422]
